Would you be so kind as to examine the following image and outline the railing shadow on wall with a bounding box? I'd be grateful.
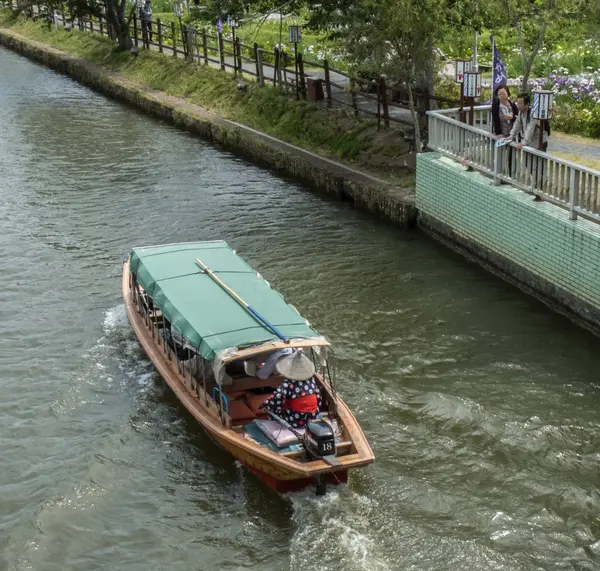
[427,105,600,224]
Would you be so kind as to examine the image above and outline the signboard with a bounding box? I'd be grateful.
[455,60,472,84]
[288,25,302,43]
[532,90,554,120]
[463,71,482,98]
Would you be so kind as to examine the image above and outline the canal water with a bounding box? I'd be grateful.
[2,46,600,571]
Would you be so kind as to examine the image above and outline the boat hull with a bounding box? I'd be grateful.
[244,463,348,493]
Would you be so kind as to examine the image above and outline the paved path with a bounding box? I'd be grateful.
[548,133,600,161]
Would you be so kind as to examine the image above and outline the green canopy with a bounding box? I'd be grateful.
[129,241,321,361]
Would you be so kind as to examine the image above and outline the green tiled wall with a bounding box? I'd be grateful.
[416,153,600,313]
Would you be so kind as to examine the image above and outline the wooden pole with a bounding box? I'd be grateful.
[294,42,299,100]
[231,26,237,76]
[218,32,225,71]
[323,59,332,108]
[377,78,381,129]
[538,118,545,150]
[195,258,289,341]
[381,77,389,127]
[202,28,208,64]
[236,38,243,77]
[351,79,358,116]
[133,13,138,47]
[171,21,177,57]
[157,19,163,52]
[282,51,289,91]
[298,53,306,99]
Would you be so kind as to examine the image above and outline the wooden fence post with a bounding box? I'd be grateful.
[298,53,306,100]
[275,47,282,90]
[133,13,138,47]
[282,51,289,90]
[232,38,238,76]
[377,78,381,129]
[202,28,208,64]
[323,59,332,108]
[218,32,225,71]
[252,42,260,85]
[89,19,93,33]
[171,22,177,57]
[381,77,389,127]
[350,79,359,116]
[181,24,188,59]
[235,38,243,77]
[157,19,163,52]
[98,15,103,35]
[254,43,263,85]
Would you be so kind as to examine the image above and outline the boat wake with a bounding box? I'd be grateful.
[51,305,153,418]
[289,486,391,571]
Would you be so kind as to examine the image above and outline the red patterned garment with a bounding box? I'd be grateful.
[262,378,322,429]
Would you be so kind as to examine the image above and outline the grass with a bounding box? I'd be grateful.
[552,152,600,171]
[0,11,414,186]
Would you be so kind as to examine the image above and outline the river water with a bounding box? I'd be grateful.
[2,46,600,571]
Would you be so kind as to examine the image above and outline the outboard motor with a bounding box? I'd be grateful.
[305,419,336,459]
[305,420,337,496]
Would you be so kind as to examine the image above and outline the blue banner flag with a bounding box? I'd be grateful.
[217,17,223,33]
[490,35,507,92]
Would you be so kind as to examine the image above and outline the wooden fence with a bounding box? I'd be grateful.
[1,1,454,128]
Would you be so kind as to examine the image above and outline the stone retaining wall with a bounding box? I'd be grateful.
[0,28,416,228]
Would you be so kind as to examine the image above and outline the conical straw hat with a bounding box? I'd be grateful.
[275,351,315,381]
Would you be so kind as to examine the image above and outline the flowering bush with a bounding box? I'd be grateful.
[528,72,600,137]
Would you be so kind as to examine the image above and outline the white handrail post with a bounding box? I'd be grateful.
[569,169,578,220]
[493,141,501,185]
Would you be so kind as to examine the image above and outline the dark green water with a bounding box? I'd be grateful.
[2,46,600,571]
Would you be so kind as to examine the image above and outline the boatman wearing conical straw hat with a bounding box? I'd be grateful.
[260,350,322,429]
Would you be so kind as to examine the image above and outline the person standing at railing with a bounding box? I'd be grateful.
[492,86,518,176]
[506,93,548,152]
[140,0,152,48]
[504,93,550,191]
[492,86,517,137]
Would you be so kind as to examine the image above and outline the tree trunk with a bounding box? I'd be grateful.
[515,17,547,91]
[408,69,422,153]
[521,56,535,92]
[106,0,132,50]
[115,21,132,50]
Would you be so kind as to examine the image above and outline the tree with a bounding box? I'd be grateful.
[495,0,578,90]
[304,0,482,150]
[18,0,136,50]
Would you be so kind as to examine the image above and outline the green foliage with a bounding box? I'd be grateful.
[553,103,600,138]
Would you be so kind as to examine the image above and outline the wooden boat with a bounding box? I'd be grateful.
[122,240,374,494]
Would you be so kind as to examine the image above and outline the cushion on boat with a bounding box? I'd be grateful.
[245,393,273,415]
[227,399,255,422]
[254,419,302,448]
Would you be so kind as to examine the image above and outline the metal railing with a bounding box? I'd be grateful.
[427,106,600,223]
